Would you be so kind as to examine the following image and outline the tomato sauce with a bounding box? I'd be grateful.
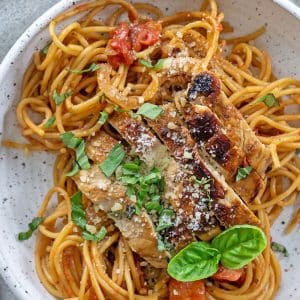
[107,20,162,68]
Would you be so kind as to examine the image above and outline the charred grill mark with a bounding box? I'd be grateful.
[187,72,221,102]
[187,113,220,142]
[205,134,231,164]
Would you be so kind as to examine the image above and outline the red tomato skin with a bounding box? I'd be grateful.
[212,266,245,283]
[107,20,161,68]
[169,279,206,300]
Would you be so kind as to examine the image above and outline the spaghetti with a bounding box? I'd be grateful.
[4,0,300,299]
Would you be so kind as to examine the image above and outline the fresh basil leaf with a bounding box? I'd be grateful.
[69,63,100,74]
[122,163,140,174]
[66,161,80,177]
[139,59,153,68]
[153,59,167,70]
[18,217,43,241]
[95,226,107,240]
[145,201,162,213]
[137,103,163,120]
[235,166,253,182]
[53,90,72,105]
[139,58,166,70]
[75,140,91,170]
[99,143,125,177]
[44,116,55,129]
[135,183,148,215]
[211,225,267,269]
[121,175,139,185]
[271,241,288,257]
[126,185,136,199]
[167,242,221,281]
[256,93,279,108]
[82,226,107,241]
[70,191,86,230]
[41,43,50,55]
[60,132,81,149]
[18,231,33,241]
[143,168,162,184]
[156,209,174,231]
[99,111,108,124]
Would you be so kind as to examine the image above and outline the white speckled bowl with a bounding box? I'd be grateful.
[0,0,299,299]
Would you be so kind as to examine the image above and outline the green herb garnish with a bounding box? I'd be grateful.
[99,143,126,177]
[256,93,279,107]
[271,241,288,257]
[18,217,43,241]
[69,63,100,74]
[167,225,267,281]
[136,103,163,120]
[60,132,90,176]
[44,116,55,129]
[99,111,108,124]
[41,43,50,55]
[71,191,107,241]
[139,58,167,70]
[82,227,107,241]
[53,90,72,105]
[235,166,253,181]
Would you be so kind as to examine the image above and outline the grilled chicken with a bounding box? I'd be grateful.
[178,96,264,203]
[73,131,167,268]
[186,72,272,178]
[109,112,217,248]
[145,103,260,227]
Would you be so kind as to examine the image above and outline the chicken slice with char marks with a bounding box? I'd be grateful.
[145,103,260,227]
[186,72,272,178]
[109,112,218,246]
[179,102,264,203]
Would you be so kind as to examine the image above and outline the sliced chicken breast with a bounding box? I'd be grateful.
[145,103,260,227]
[74,132,167,268]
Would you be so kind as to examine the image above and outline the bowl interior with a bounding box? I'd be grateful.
[0,0,299,299]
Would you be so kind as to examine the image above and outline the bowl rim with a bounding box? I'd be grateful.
[0,0,299,299]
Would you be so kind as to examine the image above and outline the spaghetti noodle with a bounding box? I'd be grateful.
[4,0,300,299]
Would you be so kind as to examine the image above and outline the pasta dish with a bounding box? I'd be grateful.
[4,0,300,299]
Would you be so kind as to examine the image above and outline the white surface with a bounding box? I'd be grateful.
[0,0,299,299]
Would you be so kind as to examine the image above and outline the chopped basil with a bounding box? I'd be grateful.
[145,201,162,214]
[139,58,167,70]
[99,111,108,124]
[71,191,86,230]
[139,59,153,68]
[41,43,50,55]
[53,90,72,105]
[136,103,163,120]
[256,93,279,108]
[271,241,288,257]
[18,217,43,241]
[82,227,107,241]
[44,116,55,129]
[235,166,253,181]
[156,209,174,231]
[75,140,91,170]
[60,132,90,175]
[69,63,100,74]
[71,191,107,241]
[60,132,81,149]
[99,143,126,177]
[66,161,80,177]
